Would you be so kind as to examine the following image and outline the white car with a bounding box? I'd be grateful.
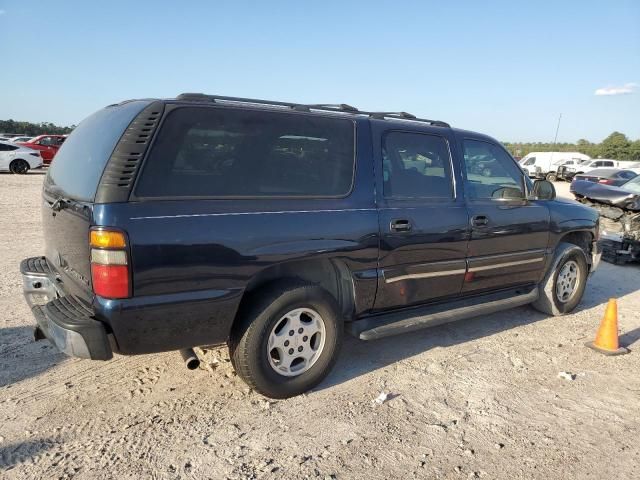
[9,136,34,143]
[0,141,43,174]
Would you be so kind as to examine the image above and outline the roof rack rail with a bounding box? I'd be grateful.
[176,93,355,115]
[175,93,450,127]
[370,111,416,120]
[369,111,450,127]
[306,104,360,113]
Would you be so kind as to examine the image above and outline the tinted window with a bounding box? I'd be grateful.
[135,107,355,198]
[0,143,18,151]
[617,170,636,180]
[45,100,150,201]
[382,132,453,199]
[462,139,524,199]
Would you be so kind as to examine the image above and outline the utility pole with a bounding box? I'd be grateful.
[553,113,562,144]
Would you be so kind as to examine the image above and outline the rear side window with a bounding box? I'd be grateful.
[135,107,355,198]
[46,100,151,201]
[618,170,636,180]
[382,131,453,199]
[0,143,18,151]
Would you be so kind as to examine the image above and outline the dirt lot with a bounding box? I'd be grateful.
[1,174,639,479]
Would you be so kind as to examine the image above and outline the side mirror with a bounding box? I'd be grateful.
[532,179,556,200]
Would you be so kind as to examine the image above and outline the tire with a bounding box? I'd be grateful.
[9,159,29,175]
[532,242,589,316]
[228,281,343,399]
[546,172,557,182]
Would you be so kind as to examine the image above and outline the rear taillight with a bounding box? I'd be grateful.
[90,228,130,299]
[598,179,613,184]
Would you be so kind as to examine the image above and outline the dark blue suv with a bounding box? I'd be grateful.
[21,94,601,398]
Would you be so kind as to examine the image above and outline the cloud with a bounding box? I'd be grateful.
[594,83,638,96]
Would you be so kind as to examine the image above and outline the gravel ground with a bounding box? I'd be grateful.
[1,173,639,479]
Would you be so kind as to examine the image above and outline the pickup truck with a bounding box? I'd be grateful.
[21,94,601,398]
[557,158,621,181]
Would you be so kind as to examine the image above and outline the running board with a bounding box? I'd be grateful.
[347,285,539,341]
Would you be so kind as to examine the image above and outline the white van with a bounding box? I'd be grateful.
[519,152,591,181]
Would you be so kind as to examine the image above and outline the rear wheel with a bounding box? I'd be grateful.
[229,281,343,398]
[9,159,29,174]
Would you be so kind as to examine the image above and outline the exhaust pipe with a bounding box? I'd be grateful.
[179,348,200,370]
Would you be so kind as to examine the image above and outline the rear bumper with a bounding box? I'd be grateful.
[21,256,242,357]
[21,257,112,360]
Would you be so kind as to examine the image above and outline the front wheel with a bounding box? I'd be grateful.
[229,282,343,398]
[532,242,589,315]
[546,172,558,182]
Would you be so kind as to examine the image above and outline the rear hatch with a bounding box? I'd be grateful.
[42,100,152,303]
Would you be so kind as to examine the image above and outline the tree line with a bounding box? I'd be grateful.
[0,119,75,136]
[504,132,640,161]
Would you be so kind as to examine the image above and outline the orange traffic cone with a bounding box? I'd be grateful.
[586,299,629,356]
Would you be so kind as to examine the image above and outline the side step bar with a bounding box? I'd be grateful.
[347,285,539,341]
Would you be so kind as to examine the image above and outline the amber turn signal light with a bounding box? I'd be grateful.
[90,229,127,249]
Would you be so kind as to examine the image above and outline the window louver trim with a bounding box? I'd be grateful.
[94,101,165,203]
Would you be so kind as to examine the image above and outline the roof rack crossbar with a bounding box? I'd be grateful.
[175,93,450,127]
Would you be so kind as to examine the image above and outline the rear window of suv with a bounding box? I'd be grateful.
[45,100,151,201]
[134,107,355,198]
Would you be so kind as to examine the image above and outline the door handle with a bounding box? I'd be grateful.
[471,215,489,227]
[390,219,412,232]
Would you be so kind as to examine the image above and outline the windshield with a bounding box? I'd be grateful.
[622,175,640,194]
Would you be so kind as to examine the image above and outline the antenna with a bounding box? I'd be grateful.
[553,113,562,144]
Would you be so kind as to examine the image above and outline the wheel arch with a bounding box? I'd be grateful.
[9,158,30,173]
[237,258,356,326]
[558,230,593,262]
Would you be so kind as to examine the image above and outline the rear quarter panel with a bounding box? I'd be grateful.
[91,119,380,353]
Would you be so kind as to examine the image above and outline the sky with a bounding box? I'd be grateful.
[0,0,638,143]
